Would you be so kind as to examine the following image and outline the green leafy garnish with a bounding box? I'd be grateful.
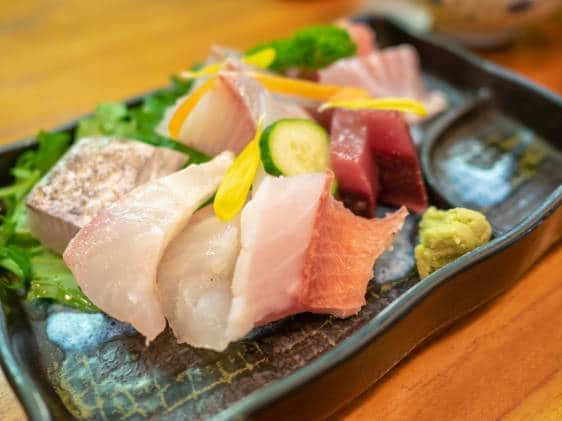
[76,77,210,164]
[0,131,96,312]
[0,74,205,312]
[27,247,98,312]
[246,25,357,73]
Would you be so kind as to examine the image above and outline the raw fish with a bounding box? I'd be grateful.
[330,109,380,217]
[364,110,428,212]
[319,45,447,121]
[160,68,309,156]
[63,152,234,342]
[227,172,407,342]
[227,173,325,340]
[158,207,240,351]
[26,136,185,253]
[301,174,408,317]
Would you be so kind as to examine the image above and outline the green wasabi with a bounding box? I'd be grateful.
[415,207,492,278]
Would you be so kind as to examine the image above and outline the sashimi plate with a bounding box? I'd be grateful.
[1,16,561,420]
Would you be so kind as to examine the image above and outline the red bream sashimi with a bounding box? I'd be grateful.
[159,67,309,156]
[227,172,407,343]
[63,152,234,342]
[319,45,447,122]
[330,109,380,217]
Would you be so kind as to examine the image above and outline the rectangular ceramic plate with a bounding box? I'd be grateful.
[1,16,561,421]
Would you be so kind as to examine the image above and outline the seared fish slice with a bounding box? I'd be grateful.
[26,136,186,253]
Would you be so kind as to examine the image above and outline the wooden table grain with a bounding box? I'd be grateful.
[1,2,561,420]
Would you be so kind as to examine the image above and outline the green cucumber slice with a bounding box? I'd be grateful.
[260,119,329,176]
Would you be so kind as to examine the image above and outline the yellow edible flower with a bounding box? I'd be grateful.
[319,97,428,117]
[213,118,263,221]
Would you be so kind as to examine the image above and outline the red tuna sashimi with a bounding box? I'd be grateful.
[364,110,428,212]
[330,109,380,217]
[300,174,407,317]
[335,20,377,56]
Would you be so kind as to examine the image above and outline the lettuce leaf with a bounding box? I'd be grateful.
[27,247,97,312]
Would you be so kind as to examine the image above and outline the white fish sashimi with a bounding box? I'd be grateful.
[63,152,234,342]
[319,45,447,121]
[159,67,309,156]
[158,207,240,351]
[226,173,325,340]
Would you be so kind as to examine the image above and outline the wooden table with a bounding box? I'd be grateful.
[1,2,561,420]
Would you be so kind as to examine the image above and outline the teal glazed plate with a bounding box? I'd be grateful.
[0,16,561,420]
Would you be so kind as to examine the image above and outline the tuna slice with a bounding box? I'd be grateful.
[227,172,407,342]
[63,152,234,342]
[318,45,447,121]
[300,175,408,317]
[26,136,186,254]
[158,207,240,351]
[330,109,380,217]
[364,110,428,212]
[160,68,309,156]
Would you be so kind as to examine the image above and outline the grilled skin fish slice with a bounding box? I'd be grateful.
[26,136,186,253]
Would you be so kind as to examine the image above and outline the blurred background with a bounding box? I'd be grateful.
[1,0,561,145]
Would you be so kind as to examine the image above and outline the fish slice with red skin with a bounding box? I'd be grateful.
[300,174,408,317]
[330,109,380,218]
[364,110,428,213]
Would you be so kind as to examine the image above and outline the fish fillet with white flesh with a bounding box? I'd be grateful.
[158,207,240,351]
[26,136,186,254]
[159,65,309,156]
[63,152,234,343]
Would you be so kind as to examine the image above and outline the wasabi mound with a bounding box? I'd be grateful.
[415,207,492,278]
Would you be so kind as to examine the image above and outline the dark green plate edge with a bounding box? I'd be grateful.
[0,15,560,420]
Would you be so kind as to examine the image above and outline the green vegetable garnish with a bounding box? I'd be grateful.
[260,119,329,176]
[247,25,357,73]
[27,247,98,312]
[0,131,96,312]
[0,73,207,311]
[76,77,210,165]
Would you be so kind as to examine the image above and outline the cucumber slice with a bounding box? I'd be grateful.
[260,119,329,176]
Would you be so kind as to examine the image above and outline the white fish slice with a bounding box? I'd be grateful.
[158,207,240,351]
[158,65,308,156]
[227,173,326,340]
[63,152,234,343]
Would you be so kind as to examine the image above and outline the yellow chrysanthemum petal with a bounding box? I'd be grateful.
[318,97,428,116]
[213,118,264,221]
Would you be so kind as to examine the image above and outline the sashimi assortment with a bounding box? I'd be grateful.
[0,21,495,353]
